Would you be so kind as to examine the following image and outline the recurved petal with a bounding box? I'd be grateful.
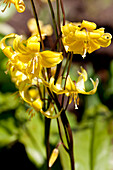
[39,51,63,68]
[14,0,25,13]
[76,67,88,92]
[77,67,87,82]
[49,77,66,94]
[13,35,30,54]
[19,80,39,104]
[0,33,16,50]
[95,33,112,47]
[76,78,99,95]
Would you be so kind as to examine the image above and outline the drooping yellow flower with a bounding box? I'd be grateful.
[19,79,63,118]
[61,20,112,58]
[0,0,25,13]
[0,33,63,80]
[27,18,53,39]
[41,67,99,109]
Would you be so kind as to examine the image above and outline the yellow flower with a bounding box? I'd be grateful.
[0,0,25,13]
[42,67,99,109]
[19,79,63,118]
[0,33,63,79]
[61,20,112,58]
[27,18,53,39]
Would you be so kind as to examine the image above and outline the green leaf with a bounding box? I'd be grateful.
[0,92,19,113]
[74,129,91,170]
[73,115,111,170]
[0,116,18,147]
[19,113,46,167]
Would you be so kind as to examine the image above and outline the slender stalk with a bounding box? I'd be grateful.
[60,110,75,170]
[30,0,45,51]
[45,117,51,170]
[53,94,75,170]
[64,96,70,111]
[60,0,65,26]
[61,52,73,107]
[61,52,70,77]
[51,32,62,51]
[47,0,58,38]
[56,0,62,52]
[57,118,69,152]
[56,0,61,33]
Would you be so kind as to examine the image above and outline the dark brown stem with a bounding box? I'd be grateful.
[60,110,75,170]
[60,0,65,26]
[57,118,69,152]
[30,0,45,51]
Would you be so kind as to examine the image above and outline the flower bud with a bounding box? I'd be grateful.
[49,148,59,167]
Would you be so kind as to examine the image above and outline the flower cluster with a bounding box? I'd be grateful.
[0,18,112,118]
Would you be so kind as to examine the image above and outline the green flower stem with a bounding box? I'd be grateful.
[61,52,73,107]
[56,0,61,33]
[47,0,58,38]
[51,32,62,51]
[61,52,70,78]
[30,0,45,51]
[53,94,75,170]
[45,117,51,170]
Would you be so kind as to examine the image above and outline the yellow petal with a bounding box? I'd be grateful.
[2,46,15,60]
[49,77,64,94]
[65,75,76,91]
[77,67,87,82]
[88,40,101,53]
[80,20,97,31]
[39,51,63,68]
[13,35,30,54]
[27,36,40,52]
